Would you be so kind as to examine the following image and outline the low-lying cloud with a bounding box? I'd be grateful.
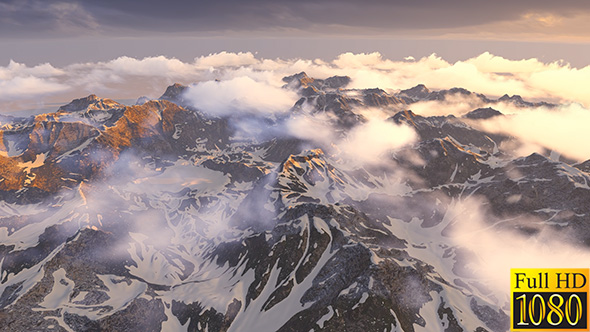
[3,51,590,111]
[448,196,590,302]
[272,102,419,167]
[335,120,418,167]
[463,103,590,162]
[183,76,297,116]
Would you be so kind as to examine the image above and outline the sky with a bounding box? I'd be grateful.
[3,0,590,118]
[2,0,590,67]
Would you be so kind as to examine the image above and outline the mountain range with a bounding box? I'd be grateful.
[0,72,587,332]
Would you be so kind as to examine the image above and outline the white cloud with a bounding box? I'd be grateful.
[0,76,68,101]
[182,76,298,116]
[478,103,590,161]
[0,60,65,80]
[103,56,196,78]
[333,52,396,69]
[448,196,590,300]
[3,51,590,121]
[285,112,335,143]
[408,94,488,117]
[0,60,68,103]
[194,51,259,68]
[335,119,418,167]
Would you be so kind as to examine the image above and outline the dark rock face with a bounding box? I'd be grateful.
[0,77,584,332]
[398,84,492,104]
[575,159,590,173]
[398,84,555,109]
[282,72,351,91]
[160,83,188,103]
[362,88,405,107]
[399,84,431,101]
[463,107,503,120]
[498,94,554,108]
[390,110,506,154]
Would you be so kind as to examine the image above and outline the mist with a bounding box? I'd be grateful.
[447,196,590,303]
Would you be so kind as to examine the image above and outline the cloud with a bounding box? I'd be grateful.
[448,196,590,301]
[193,52,260,69]
[284,112,335,144]
[0,60,69,110]
[64,56,198,92]
[478,103,590,161]
[406,94,488,117]
[335,120,418,167]
[322,52,590,109]
[100,56,196,78]
[0,76,69,101]
[182,76,298,116]
[0,60,65,80]
[4,51,590,122]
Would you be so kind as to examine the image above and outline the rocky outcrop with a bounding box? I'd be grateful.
[463,107,503,119]
[0,98,229,202]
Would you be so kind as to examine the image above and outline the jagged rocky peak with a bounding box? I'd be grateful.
[399,83,431,99]
[395,83,554,109]
[518,151,552,164]
[499,94,523,103]
[322,75,351,89]
[159,83,188,103]
[498,93,555,108]
[463,107,503,119]
[389,109,449,129]
[362,88,405,106]
[31,94,129,128]
[397,84,489,103]
[282,71,315,88]
[135,96,151,105]
[426,87,487,102]
[0,97,213,202]
[575,159,590,173]
[447,87,472,95]
[57,94,124,113]
[389,109,507,154]
[281,148,326,173]
[390,109,418,124]
[282,72,351,91]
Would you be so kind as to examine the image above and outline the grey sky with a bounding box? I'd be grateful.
[0,0,588,35]
[1,0,590,66]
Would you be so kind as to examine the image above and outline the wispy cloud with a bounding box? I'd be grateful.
[0,0,99,36]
